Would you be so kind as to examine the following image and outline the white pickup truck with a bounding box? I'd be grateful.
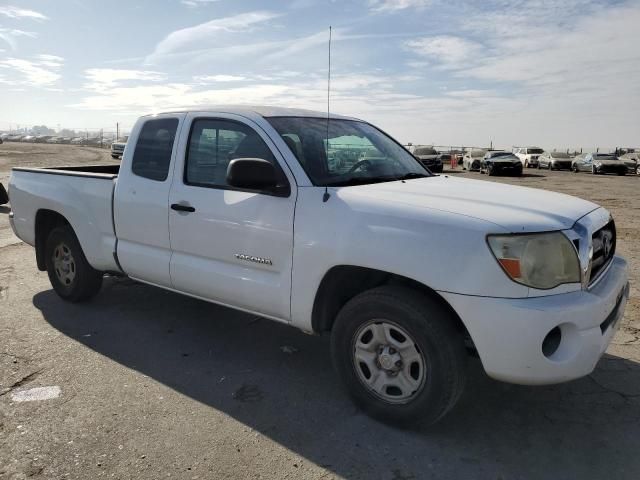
[8,107,629,425]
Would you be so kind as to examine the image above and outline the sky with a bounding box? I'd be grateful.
[0,0,639,149]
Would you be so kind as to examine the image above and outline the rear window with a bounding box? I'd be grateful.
[131,118,179,181]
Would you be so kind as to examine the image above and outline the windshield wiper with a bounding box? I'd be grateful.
[323,175,401,187]
[397,172,430,180]
[324,172,429,187]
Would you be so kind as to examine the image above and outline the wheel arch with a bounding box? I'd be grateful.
[35,209,71,271]
[311,265,473,347]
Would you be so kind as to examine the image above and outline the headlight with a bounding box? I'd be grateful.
[487,232,580,289]
[594,162,602,168]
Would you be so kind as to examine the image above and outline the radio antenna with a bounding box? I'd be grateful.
[323,25,332,204]
[326,26,332,136]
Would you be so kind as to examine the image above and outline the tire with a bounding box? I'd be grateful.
[592,166,598,175]
[514,166,523,177]
[111,154,119,159]
[45,226,103,302]
[330,286,467,427]
[487,164,495,176]
[0,182,8,205]
[536,163,540,169]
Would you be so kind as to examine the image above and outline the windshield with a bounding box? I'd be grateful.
[267,117,429,186]
[551,152,570,158]
[595,154,617,160]
[489,151,512,158]
[528,148,544,154]
[414,147,438,155]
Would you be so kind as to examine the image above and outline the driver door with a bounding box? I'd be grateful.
[168,113,297,321]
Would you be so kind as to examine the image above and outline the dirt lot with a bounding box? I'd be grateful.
[1,143,639,480]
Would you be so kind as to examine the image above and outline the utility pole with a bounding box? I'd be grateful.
[116,122,119,141]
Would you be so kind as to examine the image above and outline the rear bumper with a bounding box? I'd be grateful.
[441,255,629,385]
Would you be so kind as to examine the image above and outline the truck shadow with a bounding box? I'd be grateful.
[34,278,640,479]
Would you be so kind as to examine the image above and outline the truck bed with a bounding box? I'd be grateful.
[9,165,120,272]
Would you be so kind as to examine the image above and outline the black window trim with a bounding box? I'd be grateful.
[130,117,180,183]
[183,116,291,198]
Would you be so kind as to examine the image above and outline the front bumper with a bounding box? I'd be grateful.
[441,255,629,385]
[595,165,626,174]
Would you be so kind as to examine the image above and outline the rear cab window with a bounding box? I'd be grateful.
[131,118,179,181]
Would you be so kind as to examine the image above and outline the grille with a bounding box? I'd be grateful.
[590,220,616,285]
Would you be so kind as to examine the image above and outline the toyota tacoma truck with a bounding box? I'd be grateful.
[8,107,629,425]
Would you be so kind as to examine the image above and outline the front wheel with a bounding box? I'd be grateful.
[45,226,103,302]
[330,286,467,427]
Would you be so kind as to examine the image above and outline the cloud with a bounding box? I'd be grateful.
[0,56,62,86]
[83,68,167,92]
[194,74,247,83]
[148,11,281,61]
[405,35,482,68]
[0,28,36,50]
[369,0,431,12]
[0,6,47,20]
[180,0,220,7]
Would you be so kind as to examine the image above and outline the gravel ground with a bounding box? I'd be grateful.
[1,143,639,480]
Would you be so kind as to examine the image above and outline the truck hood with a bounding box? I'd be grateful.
[338,176,599,232]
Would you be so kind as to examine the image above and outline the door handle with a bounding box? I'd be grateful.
[171,203,196,213]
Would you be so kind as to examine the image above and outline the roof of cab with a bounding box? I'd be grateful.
[142,105,360,121]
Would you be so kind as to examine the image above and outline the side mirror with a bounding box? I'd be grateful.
[226,158,280,192]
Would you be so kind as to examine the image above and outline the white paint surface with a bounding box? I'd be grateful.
[11,386,61,402]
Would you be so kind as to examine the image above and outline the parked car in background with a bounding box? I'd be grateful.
[21,135,35,143]
[70,137,84,145]
[411,145,443,173]
[480,151,523,176]
[537,151,574,170]
[514,146,544,168]
[0,136,3,145]
[34,135,53,143]
[0,182,8,205]
[618,152,639,174]
[462,149,486,171]
[110,136,128,159]
[57,137,72,144]
[572,153,627,175]
[46,137,60,144]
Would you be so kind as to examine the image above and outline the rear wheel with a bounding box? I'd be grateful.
[45,226,103,302]
[330,286,467,426]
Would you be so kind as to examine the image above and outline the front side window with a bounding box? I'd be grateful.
[131,118,179,181]
[185,118,286,190]
[267,117,429,186]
